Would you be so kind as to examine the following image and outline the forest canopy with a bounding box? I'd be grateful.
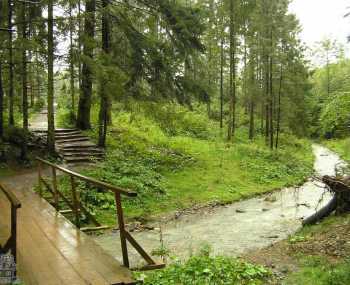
[0,0,337,155]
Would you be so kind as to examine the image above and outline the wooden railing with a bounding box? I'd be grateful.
[36,157,164,270]
[0,183,21,276]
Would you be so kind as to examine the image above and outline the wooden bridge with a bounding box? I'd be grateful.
[0,158,163,284]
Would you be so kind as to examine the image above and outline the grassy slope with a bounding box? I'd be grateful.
[284,214,350,285]
[323,138,350,162]
[56,106,314,224]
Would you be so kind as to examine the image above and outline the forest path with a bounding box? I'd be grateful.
[29,108,104,164]
[94,145,347,266]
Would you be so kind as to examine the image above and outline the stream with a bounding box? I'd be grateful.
[93,145,346,267]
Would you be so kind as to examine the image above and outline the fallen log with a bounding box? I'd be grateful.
[303,175,350,226]
[302,196,337,226]
[323,175,350,214]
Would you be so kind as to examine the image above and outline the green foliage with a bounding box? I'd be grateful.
[238,136,313,185]
[285,256,350,285]
[323,138,350,163]
[52,104,314,225]
[3,126,28,146]
[144,103,212,139]
[320,92,350,137]
[135,248,271,285]
[310,55,350,138]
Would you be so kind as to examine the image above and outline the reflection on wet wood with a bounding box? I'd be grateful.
[0,178,135,284]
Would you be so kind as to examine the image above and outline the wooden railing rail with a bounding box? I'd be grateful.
[0,183,21,277]
[36,157,164,270]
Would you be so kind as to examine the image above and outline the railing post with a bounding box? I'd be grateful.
[10,204,17,277]
[115,192,129,268]
[52,166,59,210]
[70,176,80,228]
[38,160,42,196]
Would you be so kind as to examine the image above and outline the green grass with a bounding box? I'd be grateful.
[52,104,314,225]
[323,138,350,162]
[284,256,350,285]
[284,214,350,285]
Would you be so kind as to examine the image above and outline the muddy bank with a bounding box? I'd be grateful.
[93,145,346,267]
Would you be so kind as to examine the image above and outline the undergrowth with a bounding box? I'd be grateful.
[135,248,271,285]
[51,103,314,225]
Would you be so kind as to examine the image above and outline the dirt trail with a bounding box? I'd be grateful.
[93,145,346,267]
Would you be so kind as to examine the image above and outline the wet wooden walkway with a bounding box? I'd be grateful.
[0,171,135,285]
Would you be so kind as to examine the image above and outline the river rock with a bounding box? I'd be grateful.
[236,209,246,213]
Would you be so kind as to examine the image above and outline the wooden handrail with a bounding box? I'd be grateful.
[36,157,137,197]
[36,157,164,270]
[0,183,21,280]
[0,184,21,209]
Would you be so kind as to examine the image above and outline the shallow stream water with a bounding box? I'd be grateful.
[94,145,346,267]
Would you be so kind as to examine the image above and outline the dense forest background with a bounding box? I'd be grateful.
[0,0,325,151]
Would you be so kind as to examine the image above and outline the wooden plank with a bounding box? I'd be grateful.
[0,184,21,208]
[115,192,130,268]
[0,175,135,285]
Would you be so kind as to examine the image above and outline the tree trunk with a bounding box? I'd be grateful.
[69,0,75,122]
[220,37,224,129]
[98,0,111,147]
[0,63,3,138]
[275,64,283,149]
[77,0,95,130]
[21,2,28,160]
[8,0,14,126]
[228,0,236,141]
[269,54,274,150]
[249,102,255,140]
[47,0,55,154]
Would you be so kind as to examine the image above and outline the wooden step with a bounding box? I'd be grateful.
[56,135,87,141]
[64,156,100,163]
[60,143,101,149]
[61,148,104,154]
[56,137,90,144]
[33,128,79,133]
[63,152,104,157]
[58,143,98,149]
[55,131,83,137]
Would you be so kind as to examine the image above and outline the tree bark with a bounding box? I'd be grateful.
[77,0,95,130]
[228,0,236,141]
[275,63,283,149]
[7,0,14,126]
[0,63,3,138]
[47,0,55,154]
[69,0,76,122]
[220,37,224,129]
[21,2,28,160]
[98,0,111,147]
[269,53,274,150]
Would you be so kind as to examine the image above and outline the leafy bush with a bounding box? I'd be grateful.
[145,103,212,139]
[135,248,271,285]
[320,92,350,138]
[4,126,28,145]
[238,141,313,185]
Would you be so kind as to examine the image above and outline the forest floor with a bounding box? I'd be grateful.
[246,213,350,284]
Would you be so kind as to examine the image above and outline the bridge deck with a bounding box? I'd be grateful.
[0,171,135,285]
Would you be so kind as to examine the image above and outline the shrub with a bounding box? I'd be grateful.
[145,103,212,139]
[135,248,271,285]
